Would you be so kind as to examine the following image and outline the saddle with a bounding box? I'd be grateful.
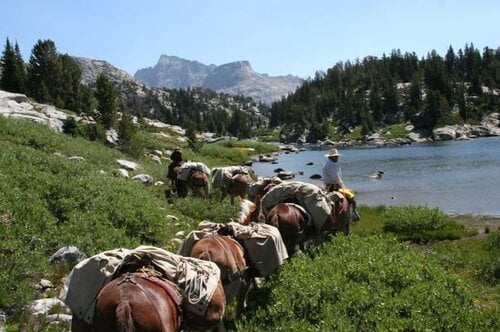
[117,271,183,317]
[283,202,312,227]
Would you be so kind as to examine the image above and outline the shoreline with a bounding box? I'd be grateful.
[253,138,500,219]
[446,213,500,235]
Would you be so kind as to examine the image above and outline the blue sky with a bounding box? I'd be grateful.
[1,0,498,78]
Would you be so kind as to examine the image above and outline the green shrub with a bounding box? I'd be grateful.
[168,196,240,226]
[0,119,180,313]
[477,231,500,284]
[238,235,482,331]
[382,205,466,242]
[380,123,408,139]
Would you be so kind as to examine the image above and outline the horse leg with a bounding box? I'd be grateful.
[203,183,209,199]
[235,279,251,318]
[176,180,187,197]
[280,225,299,256]
[70,315,91,332]
[220,190,227,203]
[215,320,227,332]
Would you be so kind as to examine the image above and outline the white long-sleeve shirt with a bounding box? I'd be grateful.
[322,159,344,186]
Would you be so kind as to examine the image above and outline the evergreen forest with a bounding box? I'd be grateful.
[269,45,499,142]
[1,38,499,142]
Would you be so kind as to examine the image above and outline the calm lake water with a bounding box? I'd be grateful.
[251,137,500,216]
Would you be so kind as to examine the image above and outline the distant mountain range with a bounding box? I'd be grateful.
[70,56,269,130]
[134,55,303,105]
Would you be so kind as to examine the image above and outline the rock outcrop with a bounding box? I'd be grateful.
[0,90,71,132]
[431,113,500,141]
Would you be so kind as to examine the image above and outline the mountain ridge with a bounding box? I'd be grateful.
[134,55,303,105]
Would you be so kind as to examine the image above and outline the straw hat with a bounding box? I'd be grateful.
[324,148,341,157]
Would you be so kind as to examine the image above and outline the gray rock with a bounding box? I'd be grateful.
[132,174,154,184]
[34,279,54,291]
[49,246,86,264]
[29,298,67,316]
[118,168,130,178]
[116,159,138,170]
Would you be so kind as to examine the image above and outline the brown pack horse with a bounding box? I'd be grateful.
[71,270,226,331]
[189,233,251,317]
[240,194,351,256]
[219,173,254,205]
[187,170,210,198]
[172,167,210,198]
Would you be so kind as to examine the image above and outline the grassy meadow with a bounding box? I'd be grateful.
[0,116,499,331]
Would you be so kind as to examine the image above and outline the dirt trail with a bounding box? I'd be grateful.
[448,213,500,239]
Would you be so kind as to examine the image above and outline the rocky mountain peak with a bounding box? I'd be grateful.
[202,61,255,90]
[71,56,135,86]
[135,55,214,88]
[134,56,303,105]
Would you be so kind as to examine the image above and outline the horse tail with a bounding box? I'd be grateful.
[198,249,212,262]
[268,212,280,228]
[116,300,135,332]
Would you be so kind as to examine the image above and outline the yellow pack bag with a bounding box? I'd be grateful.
[338,188,355,200]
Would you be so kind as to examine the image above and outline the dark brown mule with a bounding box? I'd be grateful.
[240,194,351,256]
[220,173,254,205]
[71,272,226,332]
[167,161,184,186]
[189,233,250,317]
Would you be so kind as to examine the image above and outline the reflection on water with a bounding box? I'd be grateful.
[251,137,500,216]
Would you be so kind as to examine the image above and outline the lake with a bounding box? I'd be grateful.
[250,136,500,216]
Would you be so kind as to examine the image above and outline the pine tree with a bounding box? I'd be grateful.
[408,73,424,117]
[94,73,118,129]
[117,111,136,149]
[58,54,82,110]
[27,39,62,104]
[0,38,27,93]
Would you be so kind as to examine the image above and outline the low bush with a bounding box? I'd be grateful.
[0,120,181,314]
[382,205,467,242]
[380,123,408,139]
[198,140,278,167]
[477,231,500,284]
[237,235,493,331]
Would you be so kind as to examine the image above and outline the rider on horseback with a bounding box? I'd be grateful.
[167,147,184,185]
[322,148,361,221]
